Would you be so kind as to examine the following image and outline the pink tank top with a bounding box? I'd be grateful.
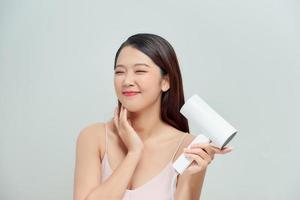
[100,123,188,200]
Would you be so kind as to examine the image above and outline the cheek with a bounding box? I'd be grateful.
[140,77,162,96]
[114,78,122,93]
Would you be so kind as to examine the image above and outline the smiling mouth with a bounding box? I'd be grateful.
[122,92,141,96]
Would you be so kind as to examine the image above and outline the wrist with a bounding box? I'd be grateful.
[127,150,143,158]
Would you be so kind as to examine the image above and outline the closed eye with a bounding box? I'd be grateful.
[114,71,124,74]
[136,70,147,73]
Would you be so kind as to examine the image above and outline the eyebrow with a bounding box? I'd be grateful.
[115,63,151,68]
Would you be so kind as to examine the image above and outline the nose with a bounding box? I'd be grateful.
[123,71,135,87]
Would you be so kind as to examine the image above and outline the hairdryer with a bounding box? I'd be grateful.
[172,94,237,174]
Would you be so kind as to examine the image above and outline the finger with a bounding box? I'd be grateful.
[120,106,130,130]
[190,143,210,149]
[122,108,133,129]
[190,143,210,155]
[113,107,119,130]
[185,153,209,169]
[122,107,128,126]
[184,148,212,164]
[189,144,216,161]
[119,105,124,125]
[117,105,121,115]
[211,146,233,154]
[191,144,223,157]
[203,146,215,160]
[124,108,132,126]
[219,147,233,154]
[124,107,128,121]
[190,141,233,152]
[120,105,124,117]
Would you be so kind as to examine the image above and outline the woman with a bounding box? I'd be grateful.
[73,33,232,200]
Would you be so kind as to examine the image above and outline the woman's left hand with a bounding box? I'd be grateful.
[183,143,233,175]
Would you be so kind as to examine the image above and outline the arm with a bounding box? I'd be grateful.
[86,152,142,200]
[73,124,142,200]
[173,135,232,200]
[174,168,207,200]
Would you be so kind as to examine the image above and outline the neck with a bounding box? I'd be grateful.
[127,101,164,142]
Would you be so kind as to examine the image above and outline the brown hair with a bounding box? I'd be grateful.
[113,33,189,133]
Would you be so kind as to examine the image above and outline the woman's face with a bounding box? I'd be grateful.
[114,46,169,113]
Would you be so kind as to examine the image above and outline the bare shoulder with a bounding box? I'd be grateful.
[173,131,196,161]
[77,122,105,143]
[73,122,106,200]
[76,122,106,157]
[182,133,196,146]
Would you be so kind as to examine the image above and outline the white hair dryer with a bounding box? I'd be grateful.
[172,94,237,174]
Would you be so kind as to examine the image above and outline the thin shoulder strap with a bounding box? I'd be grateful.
[104,123,108,154]
[170,133,188,162]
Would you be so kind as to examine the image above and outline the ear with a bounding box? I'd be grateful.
[161,75,170,92]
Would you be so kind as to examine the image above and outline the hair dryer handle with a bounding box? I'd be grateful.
[172,134,210,174]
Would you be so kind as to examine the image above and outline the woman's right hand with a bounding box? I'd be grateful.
[113,105,144,154]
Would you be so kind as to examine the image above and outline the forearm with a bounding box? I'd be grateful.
[174,169,206,200]
[174,174,193,200]
[86,151,142,200]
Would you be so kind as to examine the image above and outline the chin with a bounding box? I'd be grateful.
[120,102,144,113]
[123,105,141,113]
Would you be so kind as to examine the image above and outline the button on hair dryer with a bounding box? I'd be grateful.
[172,94,238,174]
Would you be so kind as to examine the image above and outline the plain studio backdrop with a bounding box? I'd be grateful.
[0,0,299,199]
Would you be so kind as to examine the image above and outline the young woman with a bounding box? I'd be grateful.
[73,33,232,200]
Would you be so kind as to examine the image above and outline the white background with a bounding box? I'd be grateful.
[1,0,299,199]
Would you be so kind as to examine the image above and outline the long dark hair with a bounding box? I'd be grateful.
[113,33,189,133]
